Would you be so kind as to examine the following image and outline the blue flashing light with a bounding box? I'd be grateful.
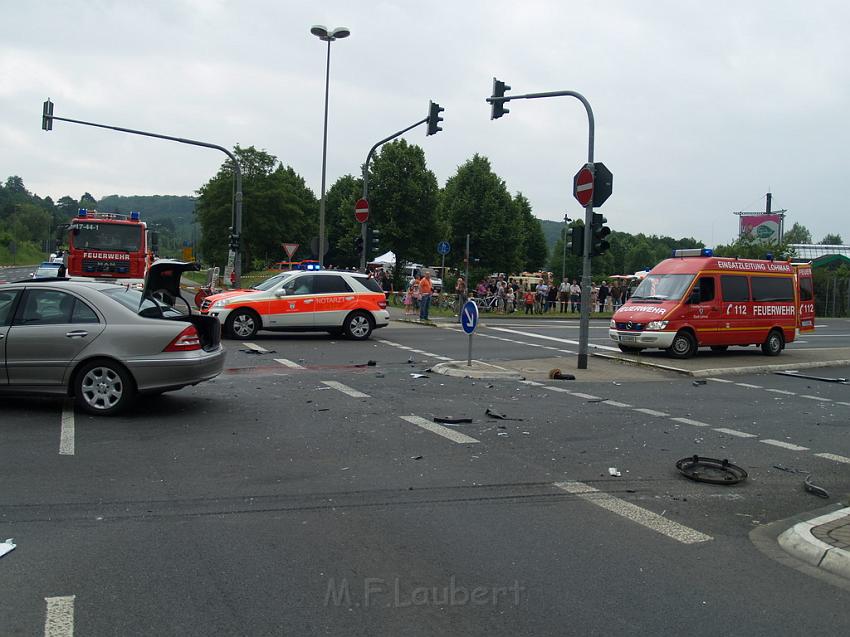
[78,209,87,218]
[701,248,713,257]
[130,211,140,221]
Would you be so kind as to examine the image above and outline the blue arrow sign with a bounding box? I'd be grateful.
[437,241,451,256]
[461,300,479,334]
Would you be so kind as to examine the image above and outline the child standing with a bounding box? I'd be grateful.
[524,288,535,314]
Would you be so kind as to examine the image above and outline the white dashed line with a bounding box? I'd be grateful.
[766,389,796,395]
[554,482,712,544]
[670,417,710,427]
[572,392,601,400]
[837,402,850,407]
[735,383,763,389]
[400,415,480,444]
[761,439,809,452]
[44,595,75,637]
[242,342,268,353]
[713,427,757,438]
[706,377,734,383]
[546,386,573,394]
[604,400,632,408]
[321,381,370,398]
[59,399,75,456]
[800,395,832,402]
[520,380,545,387]
[274,358,305,369]
[814,452,850,464]
[634,408,669,417]
[487,326,620,352]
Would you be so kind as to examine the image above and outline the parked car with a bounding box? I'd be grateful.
[200,269,390,340]
[31,261,66,279]
[0,260,224,415]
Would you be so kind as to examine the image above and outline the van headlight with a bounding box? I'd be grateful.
[646,320,668,330]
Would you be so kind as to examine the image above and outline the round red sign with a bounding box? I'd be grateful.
[354,198,369,223]
[573,166,594,207]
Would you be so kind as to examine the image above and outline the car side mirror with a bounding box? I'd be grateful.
[274,289,287,297]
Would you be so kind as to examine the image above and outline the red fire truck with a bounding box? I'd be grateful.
[65,209,154,279]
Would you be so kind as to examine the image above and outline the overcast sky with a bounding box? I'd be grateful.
[2,0,848,245]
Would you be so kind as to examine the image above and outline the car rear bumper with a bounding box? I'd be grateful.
[609,329,676,348]
[126,346,225,392]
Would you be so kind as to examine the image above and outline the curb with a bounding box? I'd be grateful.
[778,507,850,580]
[430,361,525,381]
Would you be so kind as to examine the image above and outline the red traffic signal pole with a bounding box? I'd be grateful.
[487,87,597,369]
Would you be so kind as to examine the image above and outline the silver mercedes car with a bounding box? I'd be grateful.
[0,261,224,415]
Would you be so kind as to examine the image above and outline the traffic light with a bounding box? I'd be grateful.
[369,227,381,254]
[427,101,444,136]
[354,235,364,256]
[490,78,510,119]
[569,225,584,257]
[590,213,611,257]
[229,233,240,252]
[42,99,54,131]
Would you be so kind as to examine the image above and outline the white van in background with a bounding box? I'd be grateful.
[404,263,443,292]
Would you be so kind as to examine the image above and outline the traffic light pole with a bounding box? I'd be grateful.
[360,116,428,271]
[41,101,244,287]
[487,89,596,369]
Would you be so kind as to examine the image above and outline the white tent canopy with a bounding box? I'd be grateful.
[369,251,396,266]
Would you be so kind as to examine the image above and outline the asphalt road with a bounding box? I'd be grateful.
[2,318,850,635]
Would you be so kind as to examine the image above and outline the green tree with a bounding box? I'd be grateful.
[514,193,548,271]
[819,233,843,245]
[368,139,440,288]
[325,174,363,268]
[439,154,520,276]
[79,192,97,209]
[784,222,812,244]
[713,235,796,260]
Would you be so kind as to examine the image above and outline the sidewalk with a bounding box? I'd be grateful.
[779,506,850,581]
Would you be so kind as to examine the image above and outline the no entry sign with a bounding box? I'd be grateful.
[354,198,369,223]
[573,166,594,207]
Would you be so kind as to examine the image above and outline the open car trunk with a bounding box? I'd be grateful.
[169,313,222,351]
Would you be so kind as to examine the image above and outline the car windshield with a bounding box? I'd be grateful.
[630,274,695,301]
[97,285,180,317]
[72,222,143,252]
[252,271,294,291]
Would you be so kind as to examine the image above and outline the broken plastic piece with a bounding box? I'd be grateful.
[497,432,509,437]
[410,455,423,460]
[676,455,748,485]
[485,408,523,421]
[433,416,473,424]
[608,467,622,477]
[776,371,848,384]
[0,538,15,559]
[804,474,830,499]
[692,380,707,386]
[410,373,429,379]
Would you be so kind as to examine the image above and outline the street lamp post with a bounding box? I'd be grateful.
[310,24,350,267]
[561,212,570,283]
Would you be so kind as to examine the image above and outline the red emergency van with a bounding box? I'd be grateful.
[609,249,815,359]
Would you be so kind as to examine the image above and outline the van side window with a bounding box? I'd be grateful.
[697,276,715,303]
[751,276,793,302]
[721,275,750,302]
[799,277,814,301]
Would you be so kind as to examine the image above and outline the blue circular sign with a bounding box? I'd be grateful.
[437,241,451,255]
[461,300,479,334]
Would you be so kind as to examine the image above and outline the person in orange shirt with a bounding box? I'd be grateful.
[419,271,433,321]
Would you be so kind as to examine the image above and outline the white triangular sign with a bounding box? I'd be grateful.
[283,243,299,259]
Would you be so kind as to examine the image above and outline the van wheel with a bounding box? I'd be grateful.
[667,331,697,359]
[761,329,784,356]
[344,311,373,340]
[226,309,260,339]
[618,345,640,353]
[710,345,728,352]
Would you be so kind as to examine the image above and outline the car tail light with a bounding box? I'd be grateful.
[378,298,387,309]
[164,325,202,352]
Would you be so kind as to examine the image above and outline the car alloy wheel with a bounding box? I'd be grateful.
[229,311,258,339]
[345,311,373,340]
[75,360,134,415]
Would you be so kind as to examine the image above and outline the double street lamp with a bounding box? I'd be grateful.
[310,24,350,267]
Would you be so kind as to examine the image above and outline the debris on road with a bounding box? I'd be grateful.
[587,398,606,403]
[240,348,277,355]
[608,467,622,477]
[775,370,848,384]
[497,432,509,437]
[676,455,748,485]
[692,380,707,386]
[410,455,423,460]
[485,408,523,421]
[0,539,16,559]
[375,372,385,378]
[353,360,378,368]
[804,474,830,499]
[433,416,473,424]
[772,464,808,474]
[410,373,429,379]
[549,368,575,380]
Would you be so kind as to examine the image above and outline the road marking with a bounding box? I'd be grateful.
[520,380,545,387]
[274,358,305,369]
[321,380,370,398]
[242,342,268,353]
[377,339,450,360]
[487,326,620,352]
[735,383,762,389]
[634,408,669,417]
[59,399,75,456]
[713,427,757,438]
[670,417,710,427]
[546,386,573,394]
[837,402,850,407]
[815,453,850,464]
[400,415,480,444]
[553,482,712,545]
[44,595,75,637]
[707,377,734,383]
[605,400,632,408]
[761,439,809,452]
[766,389,795,395]
[572,392,601,400]
[800,395,832,402]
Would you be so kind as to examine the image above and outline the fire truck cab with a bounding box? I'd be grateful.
[609,248,815,359]
[66,209,152,279]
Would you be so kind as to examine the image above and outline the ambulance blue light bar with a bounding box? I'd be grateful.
[672,248,713,258]
[78,209,87,218]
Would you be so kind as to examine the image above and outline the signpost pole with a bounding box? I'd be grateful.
[468,332,473,367]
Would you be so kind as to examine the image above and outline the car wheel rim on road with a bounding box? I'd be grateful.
[350,316,370,338]
[80,366,123,411]
[233,315,255,337]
